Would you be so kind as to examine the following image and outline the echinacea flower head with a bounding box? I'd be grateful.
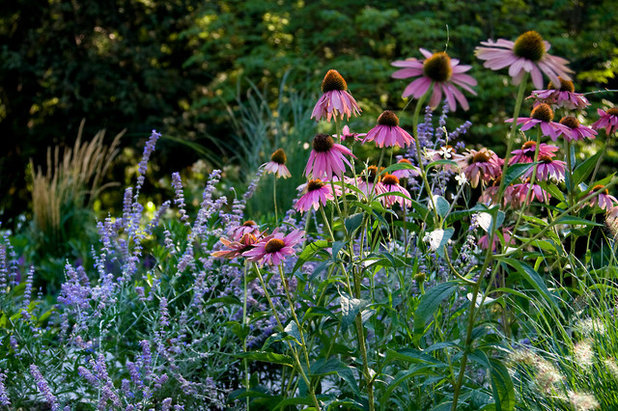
[228,220,262,242]
[357,165,385,198]
[295,179,335,213]
[212,233,260,259]
[530,154,566,182]
[457,148,503,188]
[479,228,514,251]
[606,206,618,238]
[591,107,618,135]
[589,185,618,211]
[507,103,571,140]
[363,110,414,148]
[242,229,304,267]
[507,182,550,207]
[305,133,355,180]
[379,174,411,208]
[509,141,559,165]
[529,77,590,109]
[558,116,597,141]
[475,31,573,89]
[392,49,477,111]
[334,125,366,142]
[264,148,292,178]
[392,158,420,180]
[311,69,361,122]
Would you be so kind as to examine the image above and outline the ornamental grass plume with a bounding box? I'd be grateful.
[591,107,618,135]
[243,229,304,266]
[304,133,355,180]
[263,148,292,179]
[392,49,476,111]
[363,110,414,148]
[529,77,590,110]
[475,30,572,88]
[507,103,571,141]
[311,69,361,122]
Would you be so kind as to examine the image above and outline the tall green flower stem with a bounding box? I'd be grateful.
[450,74,529,411]
[243,261,250,411]
[273,176,279,226]
[252,264,321,410]
[352,264,375,411]
[589,131,615,184]
[410,89,439,224]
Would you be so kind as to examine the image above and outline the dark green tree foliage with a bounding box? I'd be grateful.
[1,0,617,223]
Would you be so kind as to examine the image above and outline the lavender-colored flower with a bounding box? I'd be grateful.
[0,370,10,407]
[171,172,189,224]
[21,266,35,319]
[162,398,173,411]
[0,243,7,293]
[78,366,99,385]
[136,130,161,192]
[159,297,170,327]
[139,340,152,377]
[30,365,60,411]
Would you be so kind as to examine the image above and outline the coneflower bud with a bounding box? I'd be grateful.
[513,31,546,62]
[423,52,453,82]
[270,148,287,165]
[377,110,400,127]
[312,134,335,153]
[531,103,554,122]
[321,69,347,92]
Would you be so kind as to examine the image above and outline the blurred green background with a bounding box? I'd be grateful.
[1,0,617,228]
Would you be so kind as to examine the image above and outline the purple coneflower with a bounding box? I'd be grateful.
[212,233,260,259]
[475,31,572,89]
[507,103,571,141]
[228,220,261,242]
[263,148,291,179]
[591,107,618,135]
[243,230,304,267]
[334,125,366,142]
[457,148,503,188]
[392,158,420,180]
[357,166,386,199]
[363,110,414,148]
[479,228,514,251]
[311,70,361,122]
[589,185,617,211]
[509,141,559,165]
[295,179,336,213]
[379,174,411,208]
[530,155,566,182]
[392,49,477,111]
[558,116,597,141]
[507,183,550,207]
[304,133,355,180]
[529,77,589,109]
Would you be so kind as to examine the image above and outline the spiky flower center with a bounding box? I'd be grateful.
[539,154,554,163]
[377,110,400,127]
[548,77,575,92]
[531,103,554,122]
[423,52,452,83]
[312,134,334,153]
[472,149,492,163]
[607,108,618,116]
[560,116,580,129]
[513,31,545,62]
[522,141,537,150]
[321,69,347,92]
[592,184,609,195]
[398,158,412,165]
[264,238,286,253]
[307,179,325,192]
[361,166,381,183]
[243,220,256,227]
[382,174,400,186]
[270,148,287,164]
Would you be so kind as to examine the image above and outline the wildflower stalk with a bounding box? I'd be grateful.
[273,176,279,226]
[589,131,614,184]
[353,266,375,411]
[252,263,321,410]
[451,75,529,411]
[243,260,250,410]
[410,89,439,223]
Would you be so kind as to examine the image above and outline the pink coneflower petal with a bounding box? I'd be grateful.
[242,229,305,267]
[311,70,361,122]
[592,108,618,135]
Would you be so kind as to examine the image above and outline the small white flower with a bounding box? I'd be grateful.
[439,146,453,159]
[455,172,468,186]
